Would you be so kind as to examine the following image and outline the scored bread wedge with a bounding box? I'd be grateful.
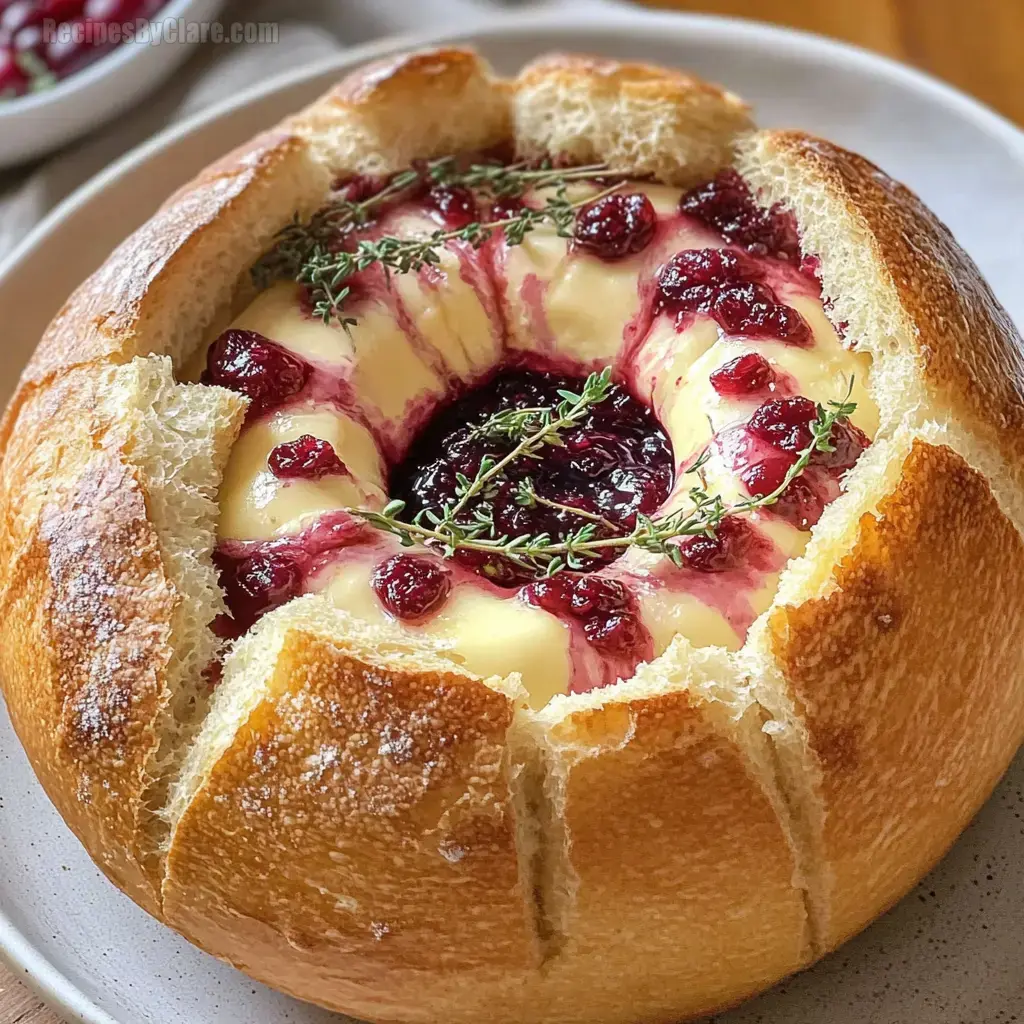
[162,598,541,1024]
[745,424,1024,951]
[0,44,1023,1024]
[0,356,245,912]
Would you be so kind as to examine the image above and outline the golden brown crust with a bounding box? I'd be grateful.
[162,630,539,1023]
[0,369,176,913]
[286,47,512,177]
[0,129,328,466]
[752,131,1024,479]
[536,691,809,1022]
[332,47,505,107]
[24,133,311,385]
[767,439,1024,947]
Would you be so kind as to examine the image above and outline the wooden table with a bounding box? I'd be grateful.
[2,1,1021,1021]
[643,0,1024,125]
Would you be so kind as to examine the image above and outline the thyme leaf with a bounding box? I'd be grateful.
[345,374,859,580]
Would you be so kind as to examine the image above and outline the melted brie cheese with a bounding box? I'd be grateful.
[319,559,573,706]
[219,407,386,540]
[211,180,878,706]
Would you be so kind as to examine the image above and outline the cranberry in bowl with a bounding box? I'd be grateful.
[0,0,223,167]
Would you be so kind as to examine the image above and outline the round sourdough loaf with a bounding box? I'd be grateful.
[2,47,1024,1024]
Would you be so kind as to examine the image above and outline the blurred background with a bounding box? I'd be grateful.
[644,0,1021,125]
[0,0,1019,199]
[0,0,1020,254]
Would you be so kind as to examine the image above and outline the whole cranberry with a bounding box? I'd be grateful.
[680,169,801,263]
[740,455,795,499]
[268,435,347,481]
[739,455,825,530]
[676,517,755,573]
[426,184,478,228]
[657,248,759,304]
[371,554,452,622]
[709,352,775,398]
[582,610,648,657]
[0,46,27,96]
[520,576,575,618]
[218,550,304,629]
[814,418,870,473]
[573,192,657,261]
[770,476,826,530]
[569,576,628,616]
[203,329,311,420]
[711,284,811,345]
[747,396,818,452]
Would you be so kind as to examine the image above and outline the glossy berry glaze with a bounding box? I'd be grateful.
[573,192,658,260]
[214,512,370,636]
[206,164,874,698]
[371,554,452,622]
[521,574,652,685]
[268,434,347,481]
[203,329,310,421]
[391,369,673,581]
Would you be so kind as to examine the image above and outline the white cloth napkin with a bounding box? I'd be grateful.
[0,0,611,260]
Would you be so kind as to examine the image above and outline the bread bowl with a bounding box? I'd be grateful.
[1,42,1023,1024]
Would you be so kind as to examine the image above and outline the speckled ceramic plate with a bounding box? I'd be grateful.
[2,8,1023,1024]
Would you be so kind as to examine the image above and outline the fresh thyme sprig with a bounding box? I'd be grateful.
[514,477,622,533]
[299,181,623,327]
[469,406,552,442]
[251,163,433,289]
[427,158,628,197]
[422,368,614,539]
[347,376,859,580]
[251,157,625,328]
[468,368,614,446]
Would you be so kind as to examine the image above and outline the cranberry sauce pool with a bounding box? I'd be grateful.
[389,369,675,587]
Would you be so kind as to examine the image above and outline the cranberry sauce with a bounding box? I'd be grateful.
[679,169,800,264]
[371,554,452,623]
[203,329,312,422]
[521,575,653,691]
[206,163,870,681]
[715,396,870,532]
[389,369,674,586]
[268,435,348,481]
[655,248,811,346]
[573,192,658,261]
[213,511,371,637]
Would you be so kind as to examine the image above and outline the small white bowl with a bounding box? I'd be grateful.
[0,0,224,168]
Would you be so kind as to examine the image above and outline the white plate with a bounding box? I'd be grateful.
[0,0,225,168]
[2,9,1024,1024]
